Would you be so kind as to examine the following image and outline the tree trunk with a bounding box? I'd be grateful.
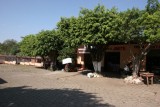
[89,45,106,73]
[132,57,140,77]
[92,61,101,73]
[49,51,58,71]
[131,43,151,77]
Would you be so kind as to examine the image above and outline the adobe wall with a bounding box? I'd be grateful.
[103,44,145,70]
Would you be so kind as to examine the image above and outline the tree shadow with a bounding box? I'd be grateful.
[101,71,123,79]
[153,75,160,84]
[140,75,160,85]
[80,69,94,75]
[0,86,115,107]
[0,78,7,84]
[80,69,123,79]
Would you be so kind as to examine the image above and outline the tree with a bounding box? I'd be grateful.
[10,43,20,55]
[0,39,19,55]
[57,47,75,61]
[57,17,81,66]
[57,5,121,73]
[78,5,120,72]
[19,34,36,56]
[34,30,63,67]
[118,1,160,77]
[57,17,81,48]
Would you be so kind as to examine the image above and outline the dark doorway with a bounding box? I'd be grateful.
[84,54,94,70]
[146,50,160,75]
[104,52,120,74]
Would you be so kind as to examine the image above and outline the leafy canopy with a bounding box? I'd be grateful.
[79,5,120,45]
[0,39,19,55]
[34,30,63,60]
[19,35,36,56]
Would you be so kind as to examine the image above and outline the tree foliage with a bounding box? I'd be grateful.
[57,17,80,62]
[57,47,76,62]
[34,30,63,61]
[57,17,81,47]
[146,0,160,14]
[19,35,36,56]
[79,5,120,44]
[58,5,122,72]
[79,5,121,68]
[118,0,160,76]
[118,8,142,43]
[0,39,19,55]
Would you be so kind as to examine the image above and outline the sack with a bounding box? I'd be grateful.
[124,65,129,71]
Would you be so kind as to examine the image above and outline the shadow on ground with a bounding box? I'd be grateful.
[0,78,7,84]
[102,72,122,79]
[0,86,115,107]
[80,69,94,75]
[80,69,123,79]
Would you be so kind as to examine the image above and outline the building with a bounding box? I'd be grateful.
[77,43,160,74]
[0,55,43,67]
[0,55,5,64]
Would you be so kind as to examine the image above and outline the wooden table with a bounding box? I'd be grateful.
[140,72,154,86]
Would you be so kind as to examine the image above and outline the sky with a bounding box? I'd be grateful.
[0,0,152,43]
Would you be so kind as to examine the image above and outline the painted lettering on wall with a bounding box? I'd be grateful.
[108,46,125,50]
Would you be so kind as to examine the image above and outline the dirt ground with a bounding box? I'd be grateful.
[0,64,160,107]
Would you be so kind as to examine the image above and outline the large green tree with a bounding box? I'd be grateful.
[57,17,80,65]
[34,30,63,64]
[58,5,121,72]
[78,5,120,72]
[118,0,160,77]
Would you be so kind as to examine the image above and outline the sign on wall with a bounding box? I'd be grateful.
[108,46,125,51]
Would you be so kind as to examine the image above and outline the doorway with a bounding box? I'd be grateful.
[104,52,120,73]
[84,54,94,70]
[146,49,160,75]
